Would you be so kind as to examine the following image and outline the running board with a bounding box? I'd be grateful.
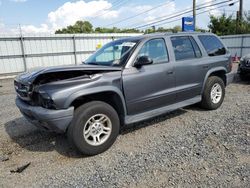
[125,96,201,125]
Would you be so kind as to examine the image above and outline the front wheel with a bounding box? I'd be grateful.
[200,76,225,110]
[67,101,120,155]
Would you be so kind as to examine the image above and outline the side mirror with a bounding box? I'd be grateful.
[134,56,153,68]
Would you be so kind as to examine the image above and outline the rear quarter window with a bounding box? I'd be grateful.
[198,35,226,56]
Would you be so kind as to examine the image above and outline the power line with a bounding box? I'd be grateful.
[132,0,234,29]
[151,1,239,28]
[135,0,234,29]
[103,0,174,27]
[89,0,130,21]
[105,0,221,28]
[123,0,219,28]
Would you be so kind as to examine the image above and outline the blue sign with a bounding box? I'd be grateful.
[182,17,195,32]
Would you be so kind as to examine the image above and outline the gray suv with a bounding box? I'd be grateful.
[15,32,234,155]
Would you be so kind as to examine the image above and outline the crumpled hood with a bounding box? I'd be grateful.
[15,64,122,84]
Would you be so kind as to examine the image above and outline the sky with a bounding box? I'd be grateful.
[0,0,249,34]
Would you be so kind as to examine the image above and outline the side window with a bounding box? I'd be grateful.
[171,36,201,61]
[137,38,169,64]
[190,37,202,58]
[198,35,226,56]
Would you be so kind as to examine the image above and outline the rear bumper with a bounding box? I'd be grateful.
[16,98,74,133]
[226,72,234,85]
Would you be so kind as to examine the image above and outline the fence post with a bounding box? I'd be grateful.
[240,35,244,57]
[73,35,77,65]
[20,36,27,71]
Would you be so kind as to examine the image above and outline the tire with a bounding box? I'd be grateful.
[239,73,248,81]
[67,101,120,156]
[201,76,225,110]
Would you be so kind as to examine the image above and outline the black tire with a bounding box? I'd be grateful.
[239,73,248,81]
[201,76,225,110]
[67,101,120,156]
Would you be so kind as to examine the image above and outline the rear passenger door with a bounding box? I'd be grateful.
[170,36,208,102]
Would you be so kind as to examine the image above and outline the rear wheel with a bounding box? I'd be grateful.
[67,101,120,155]
[201,76,225,110]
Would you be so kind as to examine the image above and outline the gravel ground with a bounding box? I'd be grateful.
[0,66,249,187]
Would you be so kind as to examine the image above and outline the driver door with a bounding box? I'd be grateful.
[122,38,176,115]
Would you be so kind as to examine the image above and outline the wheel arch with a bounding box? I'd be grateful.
[202,67,227,93]
[65,87,127,125]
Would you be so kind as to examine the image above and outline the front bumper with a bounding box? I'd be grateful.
[16,98,74,133]
[226,72,234,85]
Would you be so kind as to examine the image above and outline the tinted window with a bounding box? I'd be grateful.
[138,38,169,64]
[190,37,202,58]
[198,35,226,56]
[171,36,201,61]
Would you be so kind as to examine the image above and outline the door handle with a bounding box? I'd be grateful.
[167,71,174,75]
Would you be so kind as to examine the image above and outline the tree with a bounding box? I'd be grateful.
[145,25,182,34]
[55,21,93,34]
[208,12,250,35]
[94,27,141,33]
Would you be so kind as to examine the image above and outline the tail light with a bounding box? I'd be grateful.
[229,58,233,72]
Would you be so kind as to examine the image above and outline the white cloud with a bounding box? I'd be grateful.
[19,24,51,34]
[2,0,120,34]
[48,0,119,30]
[143,1,176,24]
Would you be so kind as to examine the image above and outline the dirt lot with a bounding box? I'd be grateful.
[0,68,249,187]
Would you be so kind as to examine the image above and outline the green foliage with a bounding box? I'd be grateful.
[95,27,141,33]
[55,20,142,34]
[55,21,93,34]
[208,12,250,35]
[145,25,182,34]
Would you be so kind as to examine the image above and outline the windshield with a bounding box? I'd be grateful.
[84,39,138,67]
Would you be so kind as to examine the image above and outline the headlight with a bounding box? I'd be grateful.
[39,91,55,109]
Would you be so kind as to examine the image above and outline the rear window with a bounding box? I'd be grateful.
[198,35,226,56]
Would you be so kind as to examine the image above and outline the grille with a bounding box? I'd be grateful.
[14,81,30,100]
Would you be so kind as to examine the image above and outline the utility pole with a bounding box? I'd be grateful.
[237,0,243,33]
[193,0,196,31]
[239,0,243,21]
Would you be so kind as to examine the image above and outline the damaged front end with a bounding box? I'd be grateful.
[14,65,122,133]
[14,65,122,109]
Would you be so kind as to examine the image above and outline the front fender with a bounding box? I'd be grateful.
[201,67,227,93]
[63,86,127,114]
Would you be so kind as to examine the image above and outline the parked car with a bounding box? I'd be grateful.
[238,54,250,80]
[14,32,234,155]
